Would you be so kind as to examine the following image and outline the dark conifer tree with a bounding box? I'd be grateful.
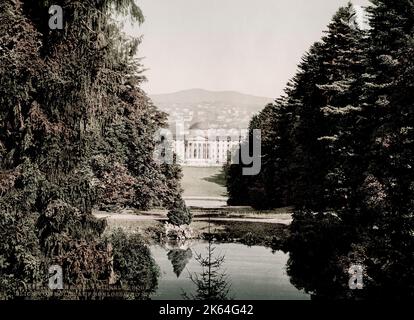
[288,1,414,298]
[225,99,294,209]
[355,0,414,295]
[183,241,231,300]
[286,3,384,298]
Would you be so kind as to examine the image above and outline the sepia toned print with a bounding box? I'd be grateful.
[0,0,413,309]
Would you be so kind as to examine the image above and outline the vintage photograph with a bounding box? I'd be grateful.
[0,0,413,308]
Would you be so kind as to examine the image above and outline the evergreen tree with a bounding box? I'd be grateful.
[222,0,414,298]
[288,1,414,298]
[355,0,414,295]
[287,3,370,298]
[225,160,251,206]
[259,100,295,208]
[183,241,231,300]
[225,100,294,209]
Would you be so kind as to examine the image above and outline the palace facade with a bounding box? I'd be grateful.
[171,121,247,167]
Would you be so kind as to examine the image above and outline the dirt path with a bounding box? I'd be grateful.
[94,212,292,225]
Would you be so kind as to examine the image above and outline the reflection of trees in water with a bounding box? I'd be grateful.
[286,215,354,300]
[0,229,160,300]
[168,248,193,278]
[287,214,414,300]
[108,229,160,300]
[183,222,232,300]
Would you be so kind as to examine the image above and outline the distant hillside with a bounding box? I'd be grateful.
[150,89,273,129]
[151,89,272,107]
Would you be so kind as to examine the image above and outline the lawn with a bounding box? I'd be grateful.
[181,166,227,198]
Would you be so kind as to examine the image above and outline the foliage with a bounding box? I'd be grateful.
[225,1,414,298]
[183,240,231,300]
[167,248,193,278]
[0,0,185,298]
[167,198,192,226]
[107,229,159,299]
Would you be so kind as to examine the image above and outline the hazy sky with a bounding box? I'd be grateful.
[127,0,370,98]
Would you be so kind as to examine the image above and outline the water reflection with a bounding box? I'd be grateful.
[167,248,193,278]
[287,244,353,300]
[182,240,232,300]
[287,217,414,300]
[164,222,232,300]
[0,229,160,300]
[150,240,309,300]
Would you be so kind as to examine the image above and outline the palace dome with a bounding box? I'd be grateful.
[189,121,211,131]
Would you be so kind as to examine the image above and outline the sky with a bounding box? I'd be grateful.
[126,0,370,98]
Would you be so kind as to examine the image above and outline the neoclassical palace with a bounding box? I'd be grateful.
[171,121,247,167]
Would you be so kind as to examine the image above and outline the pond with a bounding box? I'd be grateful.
[150,241,310,300]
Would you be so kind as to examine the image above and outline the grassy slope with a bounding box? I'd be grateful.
[181,166,227,198]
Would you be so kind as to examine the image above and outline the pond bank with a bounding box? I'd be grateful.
[94,206,293,224]
[95,207,292,251]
